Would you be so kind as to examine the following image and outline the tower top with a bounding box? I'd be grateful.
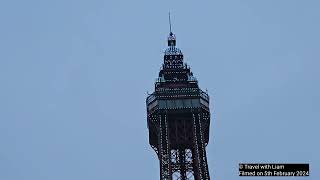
[167,12,176,46]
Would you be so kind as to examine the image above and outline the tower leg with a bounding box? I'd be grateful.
[179,149,187,180]
[192,113,210,180]
[159,114,171,180]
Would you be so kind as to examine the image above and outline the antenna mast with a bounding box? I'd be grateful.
[169,12,172,34]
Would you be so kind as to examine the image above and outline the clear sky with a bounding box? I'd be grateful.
[0,0,319,179]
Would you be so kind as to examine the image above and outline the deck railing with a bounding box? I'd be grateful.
[147,89,209,105]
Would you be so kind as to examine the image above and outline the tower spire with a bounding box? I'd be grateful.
[167,12,176,47]
[169,12,172,34]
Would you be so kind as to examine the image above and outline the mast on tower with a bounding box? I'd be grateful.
[167,13,176,47]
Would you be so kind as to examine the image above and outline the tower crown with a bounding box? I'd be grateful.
[167,32,176,46]
[164,32,183,69]
[165,12,181,57]
[164,33,182,55]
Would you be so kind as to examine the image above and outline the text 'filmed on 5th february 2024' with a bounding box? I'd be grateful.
[239,163,309,176]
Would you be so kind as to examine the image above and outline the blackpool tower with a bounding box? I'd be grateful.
[146,18,212,180]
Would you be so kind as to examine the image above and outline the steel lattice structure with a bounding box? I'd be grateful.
[146,30,211,180]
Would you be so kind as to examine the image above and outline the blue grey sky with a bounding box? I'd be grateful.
[0,0,319,179]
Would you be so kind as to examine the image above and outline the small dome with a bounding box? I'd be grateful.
[167,32,176,46]
[168,32,176,41]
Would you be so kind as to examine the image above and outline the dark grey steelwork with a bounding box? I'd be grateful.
[146,29,212,180]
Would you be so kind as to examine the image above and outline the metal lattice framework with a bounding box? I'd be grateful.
[147,31,211,180]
